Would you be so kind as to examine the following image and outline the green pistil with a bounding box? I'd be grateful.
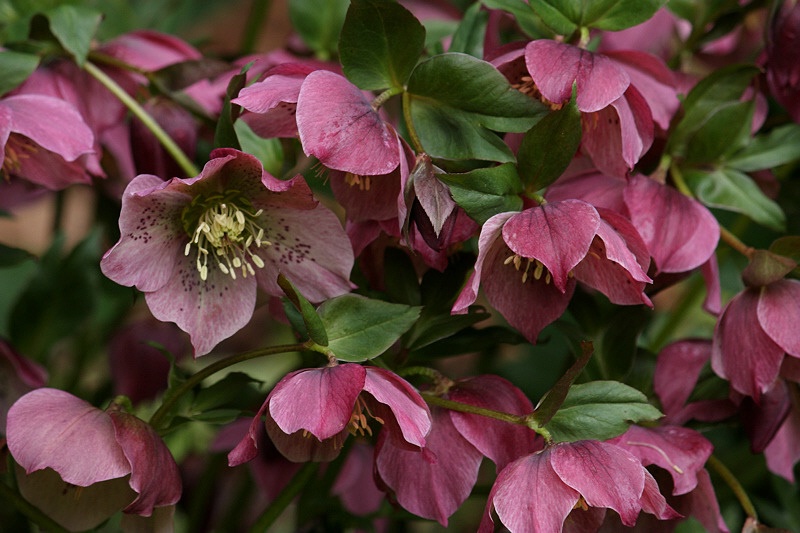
[181,190,270,281]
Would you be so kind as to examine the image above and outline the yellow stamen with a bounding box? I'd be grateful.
[344,172,371,191]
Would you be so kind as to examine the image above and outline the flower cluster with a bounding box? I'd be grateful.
[1,0,800,531]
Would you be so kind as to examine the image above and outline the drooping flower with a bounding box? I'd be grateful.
[100,148,354,356]
[479,440,679,532]
[0,94,96,190]
[712,279,800,400]
[6,388,181,532]
[228,363,431,465]
[453,200,651,343]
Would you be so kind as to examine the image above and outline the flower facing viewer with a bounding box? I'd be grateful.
[100,148,354,356]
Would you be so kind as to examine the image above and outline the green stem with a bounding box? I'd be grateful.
[83,61,200,177]
[402,91,424,153]
[240,0,272,55]
[0,481,70,533]
[149,342,306,430]
[707,454,758,520]
[247,462,319,533]
[372,86,403,110]
[421,393,524,426]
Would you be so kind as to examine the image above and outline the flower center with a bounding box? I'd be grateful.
[181,191,271,281]
[344,172,371,191]
[2,135,38,176]
[346,396,384,438]
[504,253,552,284]
[512,76,563,111]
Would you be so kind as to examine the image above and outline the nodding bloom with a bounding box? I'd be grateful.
[228,363,431,465]
[453,199,651,343]
[480,440,679,533]
[100,148,354,356]
[0,94,96,190]
[6,388,181,532]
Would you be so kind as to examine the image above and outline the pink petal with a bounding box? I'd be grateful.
[551,440,645,527]
[331,442,384,515]
[234,74,305,138]
[145,259,258,357]
[376,407,482,526]
[297,70,399,175]
[757,279,800,357]
[764,403,800,482]
[228,398,270,466]
[100,174,189,293]
[7,389,130,486]
[740,380,792,453]
[0,105,12,169]
[610,425,713,495]
[624,175,719,274]
[483,450,580,533]
[269,365,366,440]
[525,40,629,112]
[7,135,93,189]
[109,411,182,515]
[503,200,600,291]
[265,412,345,462]
[99,30,201,71]
[544,167,628,213]
[701,255,722,315]
[654,340,713,420]
[712,289,785,400]
[639,469,682,520]
[448,375,539,470]
[364,367,431,447]
[606,50,679,130]
[330,165,402,224]
[672,468,731,533]
[2,95,94,161]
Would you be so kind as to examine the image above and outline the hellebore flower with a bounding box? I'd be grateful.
[453,200,651,343]
[6,388,181,532]
[0,94,96,190]
[100,148,354,356]
[228,363,431,465]
[712,279,800,400]
[479,440,678,532]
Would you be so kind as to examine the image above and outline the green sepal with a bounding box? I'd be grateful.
[406,53,547,162]
[448,2,488,58]
[481,0,556,38]
[741,249,797,288]
[439,163,523,225]
[317,294,421,362]
[338,0,425,91]
[683,167,786,232]
[517,98,582,190]
[42,5,102,66]
[277,274,329,346]
[0,50,40,96]
[213,62,250,150]
[544,380,663,442]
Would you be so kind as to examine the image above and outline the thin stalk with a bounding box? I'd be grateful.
[402,91,424,153]
[240,0,272,55]
[83,61,200,177]
[421,393,524,426]
[0,481,70,533]
[247,462,319,533]
[707,454,758,520]
[149,342,306,430]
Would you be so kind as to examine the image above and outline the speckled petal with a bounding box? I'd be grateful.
[297,70,399,175]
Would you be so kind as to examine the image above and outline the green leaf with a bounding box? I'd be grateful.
[45,5,102,65]
[526,0,578,35]
[668,64,760,158]
[406,309,490,351]
[439,163,523,224]
[0,243,34,267]
[528,0,666,33]
[544,381,663,442]
[727,124,800,172]
[192,372,261,412]
[407,53,547,162]
[0,50,40,96]
[289,0,349,61]
[448,2,488,58]
[214,63,249,150]
[317,294,420,362]
[278,274,328,346]
[383,248,421,306]
[587,0,668,30]
[517,99,582,190]
[481,0,556,38]
[410,325,526,359]
[338,0,425,90]
[684,167,786,231]
[234,120,284,177]
[532,341,594,426]
[683,100,754,165]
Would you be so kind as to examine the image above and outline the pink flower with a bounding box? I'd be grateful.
[228,363,431,465]
[100,148,354,356]
[453,200,651,343]
[712,279,800,400]
[0,94,96,190]
[480,440,678,532]
[6,388,181,531]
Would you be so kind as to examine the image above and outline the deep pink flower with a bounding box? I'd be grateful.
[331,441,385,516]
[712,279,800,400]
[100,148,354,356]
[766,1,800,123]
[6,388,180,531]
[764,398,800,483]
[0,94,96,190]
[453,200,651,343]
[480,440,678,532]
[228,364,431,465]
